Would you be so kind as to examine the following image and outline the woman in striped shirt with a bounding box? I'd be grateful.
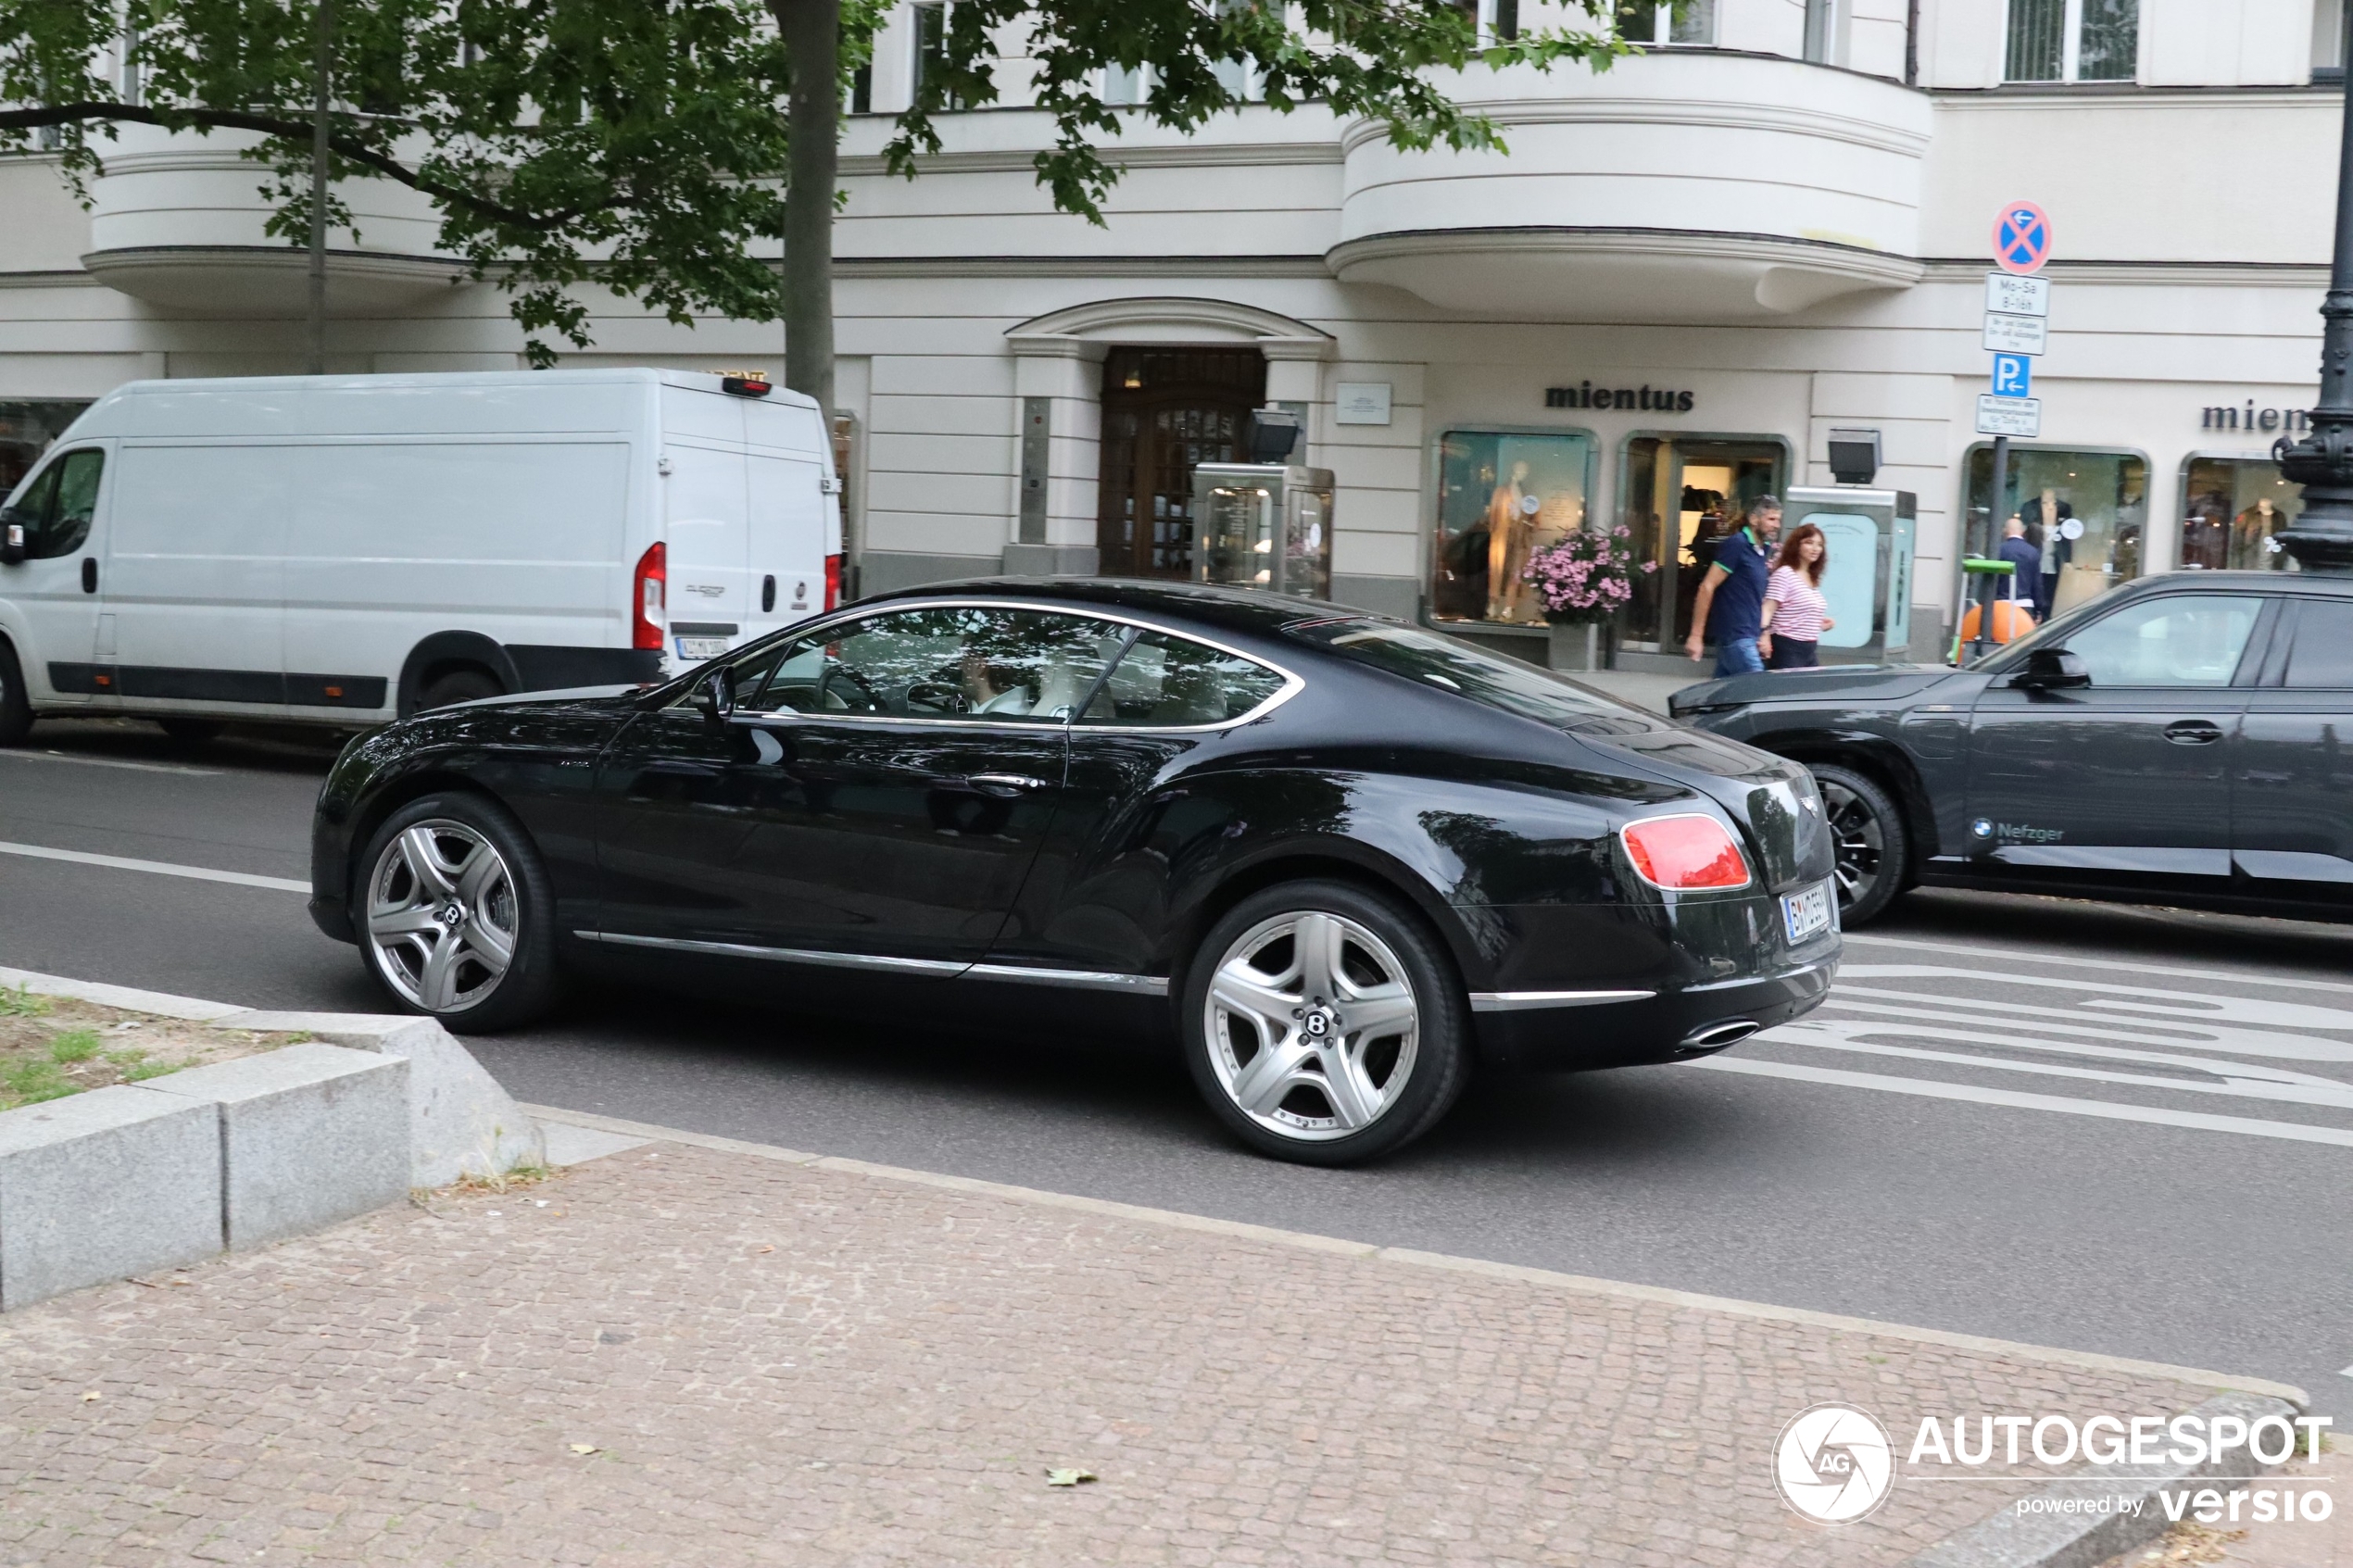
[1758,524,1833,670]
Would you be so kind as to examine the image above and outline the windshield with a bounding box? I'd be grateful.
[1288,619,1656,733]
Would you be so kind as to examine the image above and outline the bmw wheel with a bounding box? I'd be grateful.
[1180,880,1469,1166]
[1810,762,1908,926]
[355,794,560,1031]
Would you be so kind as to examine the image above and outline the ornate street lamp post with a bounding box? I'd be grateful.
[2275,77,2353,573]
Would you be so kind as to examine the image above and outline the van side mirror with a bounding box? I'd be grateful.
[2010,647,2090,691]
[687,664,735,721]
[0,514,26,566]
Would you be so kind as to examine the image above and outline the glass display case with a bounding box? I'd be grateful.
[1190,463,1335,599]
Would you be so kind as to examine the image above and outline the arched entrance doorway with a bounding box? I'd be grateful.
[1095,346,1267,580]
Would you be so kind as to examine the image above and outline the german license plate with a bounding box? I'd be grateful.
[1782,881,1833,943]
[675,636,729,661]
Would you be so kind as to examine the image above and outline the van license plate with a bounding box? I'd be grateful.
[1782,882,1832,943]
[675,636,729,661]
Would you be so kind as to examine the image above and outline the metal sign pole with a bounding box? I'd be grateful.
[1969,434,2010,665]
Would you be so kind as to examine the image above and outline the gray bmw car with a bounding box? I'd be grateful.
[1667,569,2353,926]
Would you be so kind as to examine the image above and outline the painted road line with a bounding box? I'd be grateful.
[0,748,220,777]
[1845,932,2353,998]
[1693,1055,2353,1149]
[0,840,308,893]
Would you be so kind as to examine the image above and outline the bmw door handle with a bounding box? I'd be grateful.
[2163,720,2224,746]
[968,772,1048,797]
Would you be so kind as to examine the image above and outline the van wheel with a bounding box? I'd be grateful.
[419,667,503,712]
[1179,880,1470,1166]
[354,793,561,1032]
[156,719,223,747]
[0,642,29,746]
[1811,762,1908,925]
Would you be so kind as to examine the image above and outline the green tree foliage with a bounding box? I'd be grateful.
[0,0,1620,368]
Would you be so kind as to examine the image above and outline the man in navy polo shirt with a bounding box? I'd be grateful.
[1682,495,1783,677]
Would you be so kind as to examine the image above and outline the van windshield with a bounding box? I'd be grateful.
[1286,619,1656,733]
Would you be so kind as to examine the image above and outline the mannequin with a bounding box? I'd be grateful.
[1486,459,1538,621]
[2032,489,2071,621]
[2233,495,2282,569]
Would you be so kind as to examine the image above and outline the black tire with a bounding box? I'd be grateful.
[1179,879,1470,1166]
[418,667,504,713]
[1810,761,1909,926]
[352,792,562,1032]
[0,639,30,747]
[156,718,224,746]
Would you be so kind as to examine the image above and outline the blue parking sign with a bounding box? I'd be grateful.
[1991,354,2032,397]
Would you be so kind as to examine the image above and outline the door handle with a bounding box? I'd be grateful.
[968,772,1048,797]
[2163,720,2224,746]
[81,557,96,595]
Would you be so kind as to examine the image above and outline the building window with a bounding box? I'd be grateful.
[0,402,92,499]
[1617,0,1713,45]
[2316,0,2347,81]
[2181,457,2301,572]
[912,3,959,108]
[849,61,872,114]
[1431,430,1594,627]
[2006,0,2137,83]
[1963,446,2147,619]
[1103,63,1149,106]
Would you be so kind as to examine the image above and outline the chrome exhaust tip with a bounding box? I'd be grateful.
[1677,1019,1760,1057]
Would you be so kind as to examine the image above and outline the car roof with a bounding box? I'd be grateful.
[2123,569,2353,596]
[856,576,1381,638]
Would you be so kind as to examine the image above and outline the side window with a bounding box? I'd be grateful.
[3,449,102,560]
[1081,630,1287,727]
[2284,600,2353,689]
[2063,595,2259,688]
[747,606,1121,721]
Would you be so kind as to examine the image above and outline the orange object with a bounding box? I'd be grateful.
[1960,599,2037,644]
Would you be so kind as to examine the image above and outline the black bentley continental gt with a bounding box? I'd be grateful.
[1669,570,2353,930]
[310,579,1839,1163]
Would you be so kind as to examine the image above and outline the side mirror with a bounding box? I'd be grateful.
[2010,647,2090,691]
[687,664,736,721]
[0,515,26,567]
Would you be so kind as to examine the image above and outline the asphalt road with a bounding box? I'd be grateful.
[5,715,2350,1424]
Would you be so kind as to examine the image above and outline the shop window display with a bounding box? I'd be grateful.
[1963,446,2145,619]
[2179,456,2301,571]
[0,402,92,498]
[1431,430,1592,626]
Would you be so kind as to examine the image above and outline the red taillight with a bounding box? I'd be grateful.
[823,551,842,611]
[633,542,666,651]
[1620,814,1752,891]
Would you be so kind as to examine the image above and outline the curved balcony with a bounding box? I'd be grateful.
[1329,51,1929,321]
[80,126,468,316]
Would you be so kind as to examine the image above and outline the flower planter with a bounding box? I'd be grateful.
[1547,621,1604,672]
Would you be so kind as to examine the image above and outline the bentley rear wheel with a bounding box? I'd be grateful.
[1181,880,1469,1166]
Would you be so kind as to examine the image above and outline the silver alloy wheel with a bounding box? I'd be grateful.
[1202,909,1420,1143]
[365,820,519,1012]
[1819,779,1885,906]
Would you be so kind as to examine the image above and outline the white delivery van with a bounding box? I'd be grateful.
[0,368,840,744]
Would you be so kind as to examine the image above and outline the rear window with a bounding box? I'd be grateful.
[1289,620,1655,734]
[1082,631,1289,727]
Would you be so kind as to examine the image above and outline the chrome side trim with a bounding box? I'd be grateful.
[574,930,965,977]
[1685,961,1830,994]
[1468,988,1656,1012]
[963,962,1169,996]
[573,930,1169,994]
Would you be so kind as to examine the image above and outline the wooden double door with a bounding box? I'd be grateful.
[1095,347,1266,580]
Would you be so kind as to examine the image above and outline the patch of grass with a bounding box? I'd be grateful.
[122,1060,174,1083]
[48,1030,99,1065]
[0,985,52,1019]
[4,1058,75,1104]
[102,1047,148,1070]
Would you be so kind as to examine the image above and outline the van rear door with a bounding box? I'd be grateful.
[658,388,749,667]
[743,399,830,644]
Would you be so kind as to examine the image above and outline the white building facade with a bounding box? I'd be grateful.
[2,0,2347,663]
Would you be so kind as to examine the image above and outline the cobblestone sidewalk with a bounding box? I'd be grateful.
[0,1123,2296,1567]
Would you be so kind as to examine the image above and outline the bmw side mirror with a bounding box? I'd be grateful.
[687,665,735,721]
[2011,647,2090,691]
